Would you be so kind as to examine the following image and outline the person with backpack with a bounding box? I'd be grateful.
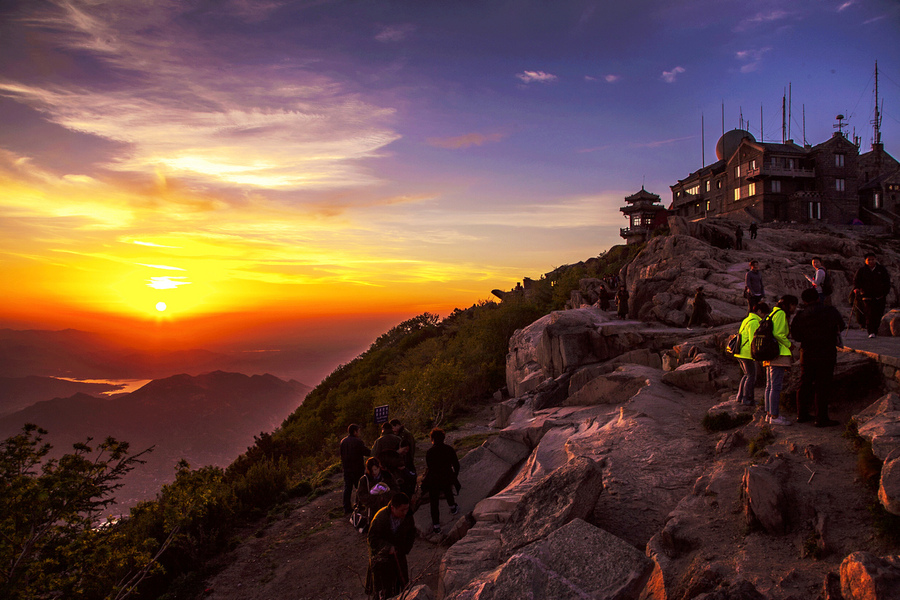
[762,295,799,426]
[791,288,845,427]
[422,428,460,534]
[734,302,770,406]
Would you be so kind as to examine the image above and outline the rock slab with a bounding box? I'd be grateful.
[447,518,653,600]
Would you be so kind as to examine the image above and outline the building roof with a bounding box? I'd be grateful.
[624,187,662,203]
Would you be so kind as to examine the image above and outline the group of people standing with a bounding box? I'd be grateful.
[339,420,461,599]
[733,252,892,427]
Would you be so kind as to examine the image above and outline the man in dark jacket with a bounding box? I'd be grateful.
[745,260,765,311]
[854,252,892,338]
[366,492,416,599]
[423,428,460,534]
[791,288,846,427]
[340,424,370,514]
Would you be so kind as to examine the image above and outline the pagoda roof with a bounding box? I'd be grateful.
[624,187,662,203]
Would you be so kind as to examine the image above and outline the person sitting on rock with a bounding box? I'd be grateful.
[734,302,770,406]
[687,287,711,330]
[422,428,460,534]
[357,457,397,523]
[365,492,416,600]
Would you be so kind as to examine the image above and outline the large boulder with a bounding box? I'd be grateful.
[446,519,653,600]
[879,448,900,516]
[840,551,900,600]
[741,458,790,535]
[500,455,604,556]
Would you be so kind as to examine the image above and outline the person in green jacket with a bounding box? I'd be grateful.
[734,302,770,406]
[763,295,799,426]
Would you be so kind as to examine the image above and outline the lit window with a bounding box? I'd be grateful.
[748,182,756,196]
[835,154,845,167]
[734,188,741,201]
[631,215,640,227]
[705,180,711,192]
[749,159,757,170]
[787,159,795,169]
[875,193,882,209]
[706,200,711,211]
[836,179,845,192]
[771,180,782,193]
[687,184,700,195]
[808,202,821,219]
[717,180,722,189]
[735,166,741,178]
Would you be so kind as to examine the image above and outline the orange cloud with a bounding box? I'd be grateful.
[427,132,507,149]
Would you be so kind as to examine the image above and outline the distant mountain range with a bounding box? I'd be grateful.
[0,370,311,510]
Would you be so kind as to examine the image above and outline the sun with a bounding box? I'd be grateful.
[155,301,167,312]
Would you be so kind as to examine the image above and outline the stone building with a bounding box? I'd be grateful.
[619,188,669,244]
[669,126,897,227]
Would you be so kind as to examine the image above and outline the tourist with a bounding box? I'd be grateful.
[423,428,460,534]
[615,285,629,319]
[791,288,845,427]
[763,295,799,426]
[744,260,765,311]
[687,286,711,330]
[598,285,611,311]
[734,302,770,406]
[365,492,416,600]
[372,422,403,469]
[357,457,397,523]
[804,257,827,304]
[749,222,758,239]
[339,424,370,515]
[390,418,417,495]
[853,252,892,338]
[735,225,743,250]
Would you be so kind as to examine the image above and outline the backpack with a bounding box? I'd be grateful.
[822,271,833,296]
[725,332,741,355]
[750,311,780,361]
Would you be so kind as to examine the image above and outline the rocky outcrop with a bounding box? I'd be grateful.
[840,552,900,600]
[742,457,790,535]
[446,519,653,600]
[499,456,603,556]
[853,393,900,515]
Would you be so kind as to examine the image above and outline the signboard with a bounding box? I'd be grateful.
[374,405,389,425]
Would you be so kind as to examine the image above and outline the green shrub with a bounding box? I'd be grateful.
[748,427,775,457]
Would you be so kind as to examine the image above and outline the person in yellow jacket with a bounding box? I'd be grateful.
[763,295,799,426]
[734,302,770,406]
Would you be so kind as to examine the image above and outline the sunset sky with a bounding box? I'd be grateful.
[2,0,899,365]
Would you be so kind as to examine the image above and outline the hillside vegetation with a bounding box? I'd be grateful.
[0,244,642,600]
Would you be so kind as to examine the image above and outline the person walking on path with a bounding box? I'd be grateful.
[804,257,829,304]
[687,287,711,330]
[372,422,403,470]
[745,260,765,311]
[734,302,770,406]
[365,492,416,600]
[599,285,611,311]
[357,457,398,523]
[791,288,845,427]
[763,295,799,426]
[423,428,460,534]
[735,225,744,250]
[853,252,892,338]
[340,424,370,515]
[749,222,758,239]
[615,285,629,319]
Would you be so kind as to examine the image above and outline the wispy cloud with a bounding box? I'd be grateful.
[427,132,507,149]
[1,3,400,193]
[132,240,179,248]
[661,66,685,83]
[735,47,771,73]
[736,9,792,31]
[605,74,620,83]
[137,263,186,271]
[837,1,855,11]
[516,70,558,84]
[148,276,191,290]
[376,24,416,42]
[631,135,696,149]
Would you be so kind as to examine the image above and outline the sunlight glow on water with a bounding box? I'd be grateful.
[52,377,153,395]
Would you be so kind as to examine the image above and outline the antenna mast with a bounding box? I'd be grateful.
[701,113,705,167]
[788,83,792,141]
[872,61,882,147]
